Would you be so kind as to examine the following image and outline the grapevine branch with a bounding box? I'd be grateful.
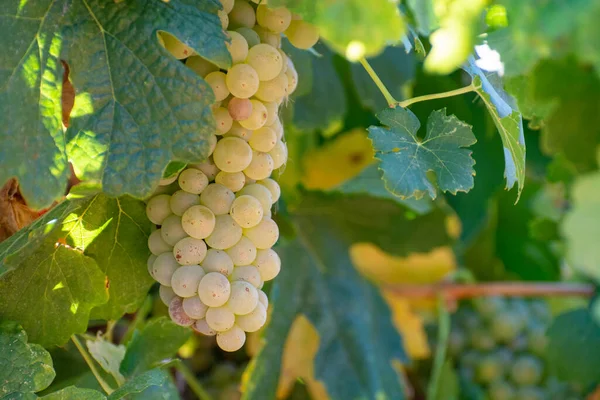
[383,282,595,299]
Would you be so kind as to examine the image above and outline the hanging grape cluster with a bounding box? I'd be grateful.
[449,297,583,400]
[145,0,318,352]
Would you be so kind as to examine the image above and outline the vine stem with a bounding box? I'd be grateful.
[383,282,595,299]
[397,84,476,108]
[161,359,213,400]
[71,335,115,394]
[427,296,450,400]
[359,57,397,106]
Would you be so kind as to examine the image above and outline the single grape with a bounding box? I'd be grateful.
[246,43,283,81]
[181,205,216,239]
[206,306,236,331]
[190,157,220,181]
[228,0,255,29]
[475,354,504,384]
[249,126,277,152]
[202,249,234,276]
[193,319,217,336]
[263,101,278,125]
[230,265,262,288]
[152,251,179,287]
[226,63,260,99]
[171,265,206,298]
[267,117,283,140]
[178,168,209,195]
[491,310,525,343]
[213,137,253,173]
[514,386,546,400]
[200,183,235,215]
[160,215,188,246]
[285,19,319,49]
[183,296,209,319]
[243,217,279,249]
[257,178,280,202]
[255,70,288,102]
[169,297,195,326]
[147,254,158,274]
[205,71,230,101]
[213,106,233,134]
[257,289,269,308]
[527,322,549,356]
[460,350,482,369]
[218,9,228,29]
[198,272,231,307]
[224,121,253,142]
[230,195,263,228]
[207,132,218,155]
[228,97,253,121]
[447,328,466,357]
[205,215,243,250]
[511,355,544,386]
[148,229,172,256]
[216,325,246,352]
[474,296,507,320]
[215,171,246,192]
[257,6,291,33]
[226,236,257,266]
[160,32,194,59]
[253,248,280,281]
[456,307,482,330]
[253,26,281,48]
[239,99,268,130]
[170,190,200,216]
[236,27,260,47]
[227,281,259,315]
[159,285,177,306]
[470,327,496,351]
[488,381,516,400]
[285,59,298,95]
[146,194,172,225]
[237,184,272,213]
[529,300,551,323]
[244,150,274,180]
[235,302,267,332]
[185,55,218,78]
[219,0,234,13]
[226,31,249,64]
[173,237,207,265]
[268,140,288,169]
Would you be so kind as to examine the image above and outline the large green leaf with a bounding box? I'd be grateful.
[464,59,526,200]
[0,0,229,209]
[243,192,452,400]
[269,0,405,58]
[0,194,152,346]
[41,387,106,400]
[108,369,177,400]
[120,317,191,377]
[369,107,476,200]
[0,322,55,398]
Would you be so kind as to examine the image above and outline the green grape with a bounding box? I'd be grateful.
[494,347,514,366]
[193,319,217,336]
[509,334,529,352]
[213,137,253,173]
[218,9,229,29]
[205,71,230,101]
[226,31,249,64]
[475,354,504,384]
[254,70,288,102]
[146,194,172,225]
[285,19,319,49]
[447,328,466,357]
[244,150,274,180]
[246,43,283,81]
[239,99,268,130]
[236,27,261,48]
[488,380,516,400]
[473,296,507,320]
[267,116,283,140]
[257,178,280,202]
[285,58,298,95]
[200,183,235,215]
[235,302,267,332]
[148,229,172,256]
[173,236,207,265]
[160,215,188,246]
[515,386,546,400]
[159,285,177,306]
[230,265,262,288]
[205,214,243,250]
[186,55,218,78]
[191,157,220,181]
[170,190,200,216]
[228,97,253,121]
[219,0,234,14]
[160,32,194,59]
[216,171,246,192]
[511,355,544,386]
[253,26,281,48]
[183,296,209,319]
[263,100,278,125]
[151,252,180,286]
[226,63,260,99]
[257,289,268,308]
[227,280,259,315]
[491,309,525,343]
[226,236,257,266]
[529,300,551,323]
[224,121,253,142]
[202,249,235,276]
[252,248,280,281]
[527,322,549,356]
[214,106,234,134]
[171,265,206,298]
[148,254,158,274]
[181,205,216,239]
[228,0,255,29]
[198,272,231,307]
[243,217,279,249]
[178,168,209,195]
[206,305,236,331]
[249,126,277,152]
[237,183,272,214]
[470,327,496,351]
[169,297,195,327]
[269,139,288,169]
[216,325,246,352]
[230,195,264,228]
[257,6,291,33]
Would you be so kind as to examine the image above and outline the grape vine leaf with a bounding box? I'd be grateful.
[561,172,600,283]
[369,107,476,200]
[0,0,229,210]
[546,308,600,390]
[243,192,451,400]
[406,0,437,36]
[0,194,152,346]
[41,387,106,400]
[0,322,55,398]
[86,338,126,386]
[107,369,177,400]
[120,317,191,377]
[464,58,526,200]
[268,0,405,58]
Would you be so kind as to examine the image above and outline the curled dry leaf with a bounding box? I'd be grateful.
[0,179,41,242]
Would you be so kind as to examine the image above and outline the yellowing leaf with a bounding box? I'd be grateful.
[302,129,375,190]
[276,315,329,400]
[383,294,431,359]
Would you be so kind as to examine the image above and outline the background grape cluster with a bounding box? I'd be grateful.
[145,0,318,352]
[448,297,583,400]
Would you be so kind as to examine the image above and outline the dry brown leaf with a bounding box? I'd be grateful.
[0,179,41,243]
